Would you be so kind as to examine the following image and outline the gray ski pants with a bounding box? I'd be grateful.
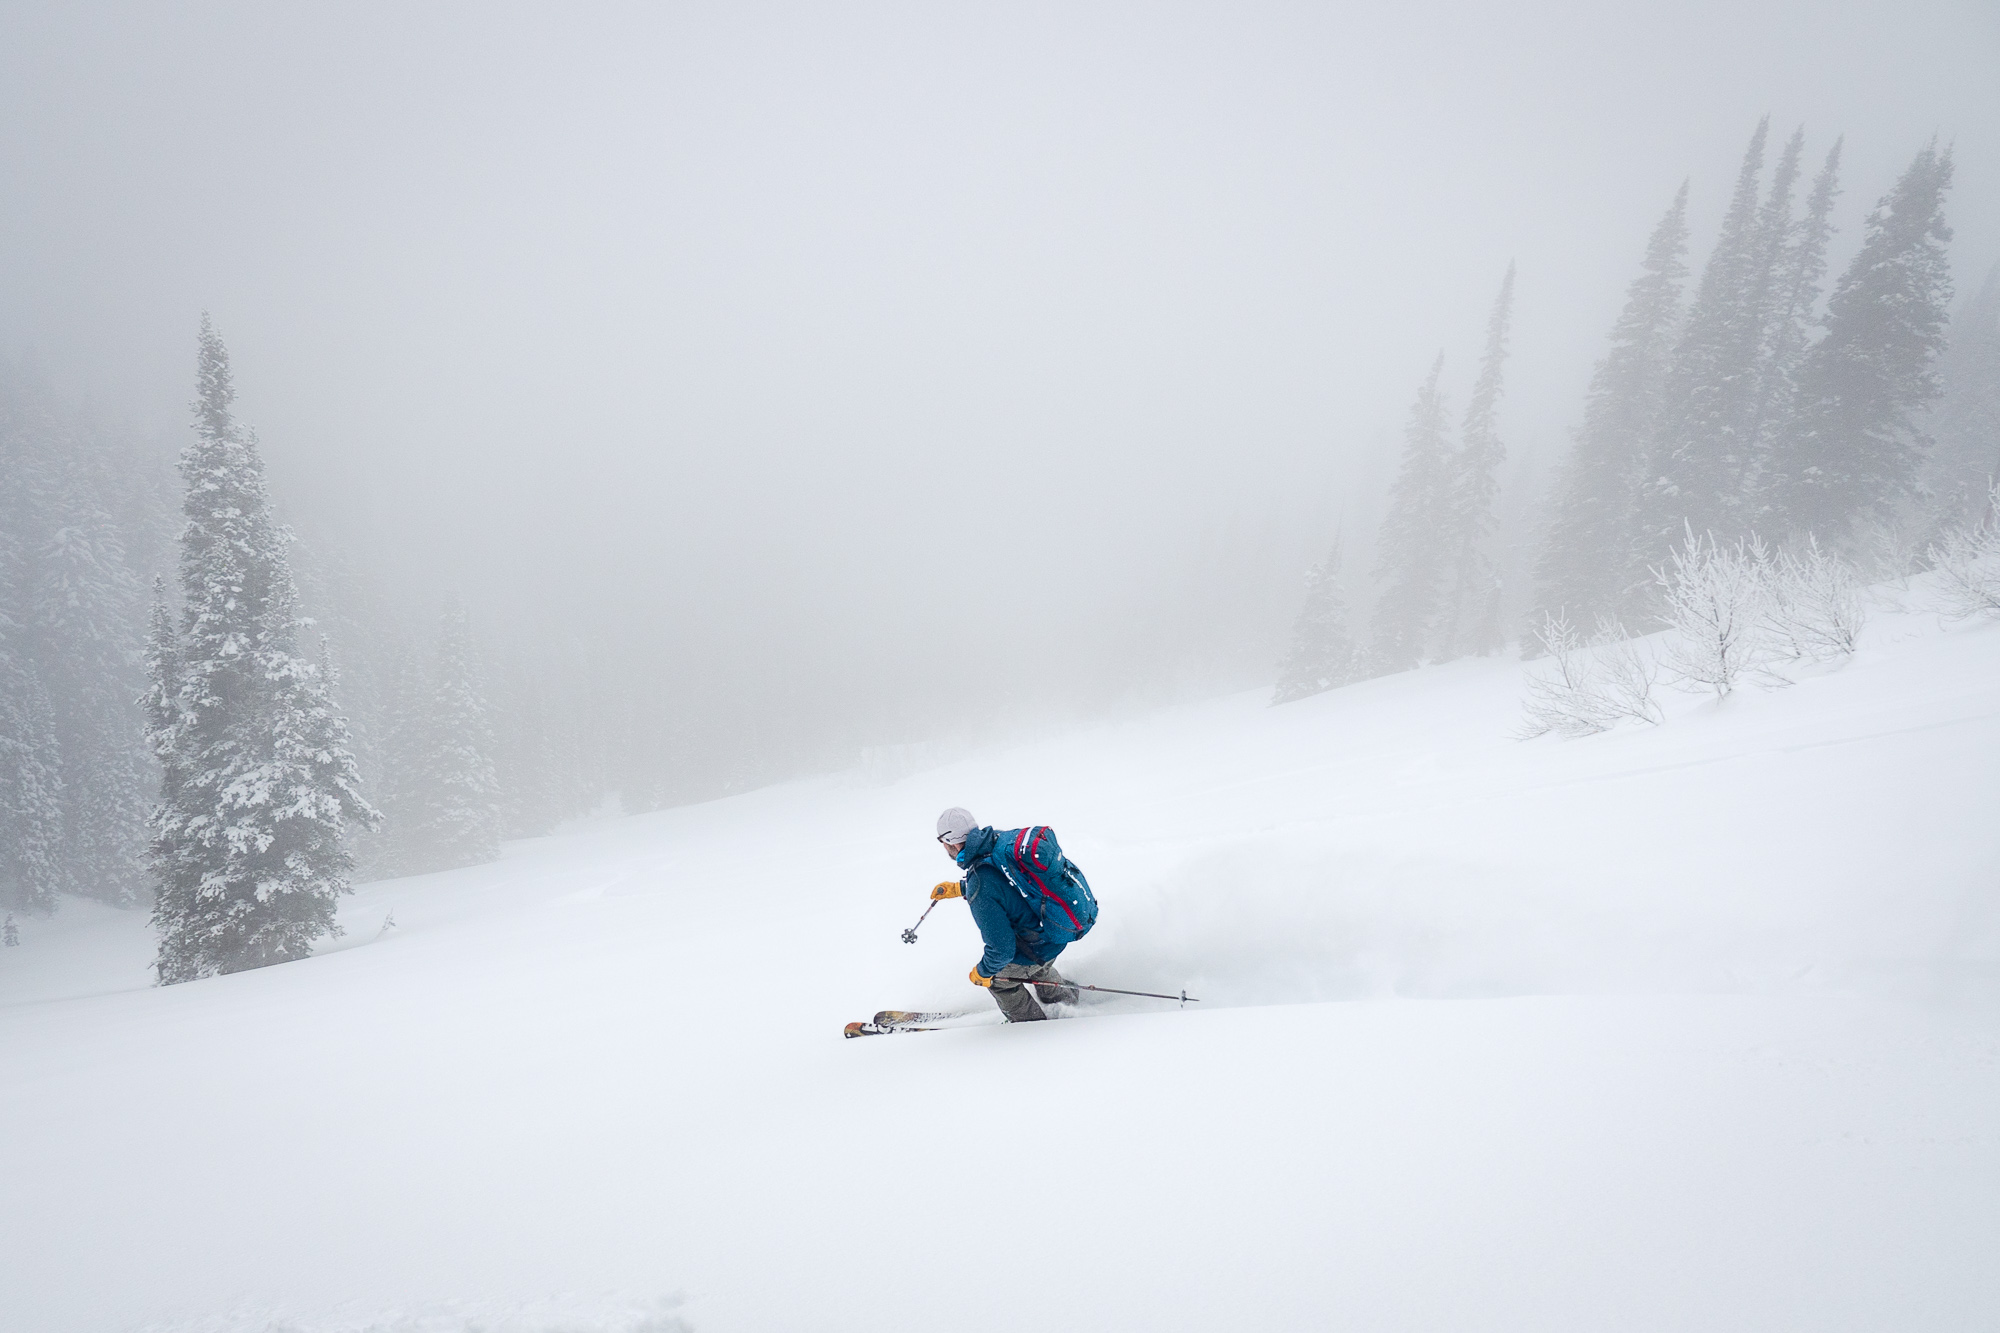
[989,961,1078,1022]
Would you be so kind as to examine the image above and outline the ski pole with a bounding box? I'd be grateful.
[900,898,940,944]
[1044,980,1199,1005]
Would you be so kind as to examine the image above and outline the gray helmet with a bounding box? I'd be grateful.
[935,807,978,846]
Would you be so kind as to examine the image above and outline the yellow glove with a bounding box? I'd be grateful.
[968,966,993,988]
[930,880,963,900]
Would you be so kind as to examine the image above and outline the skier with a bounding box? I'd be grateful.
[929,806,1083,1022]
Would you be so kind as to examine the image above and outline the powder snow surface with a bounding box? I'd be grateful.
[3,594,1997,1332]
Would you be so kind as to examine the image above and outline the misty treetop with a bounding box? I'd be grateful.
[1338,265,1515,690]
[1365,352,1455,678]
[1636,118,1787,556]
[1752,137,1844,493]
[1534,182,1690,626]
[1766,142,1955,539]
[1438,263,1515,661]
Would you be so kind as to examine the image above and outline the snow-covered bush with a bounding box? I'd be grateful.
[1761,536,1864,662]
[1926,482,2000,620]
[1519,613,1601,738]
[1616,525,1862,714]
[1518,613,1661,738]
[1592,620,1665,723]
[1653,525,1773,697]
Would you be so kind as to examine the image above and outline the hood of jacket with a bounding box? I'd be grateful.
[954,825,999,867]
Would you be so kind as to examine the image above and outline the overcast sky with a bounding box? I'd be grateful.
[4,1,1996,738]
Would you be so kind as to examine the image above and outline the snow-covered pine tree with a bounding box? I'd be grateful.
[1273,534,1359,703]
[1437,265,1515,658]
[1634,119,1773,564]
[1748,139,1842,504]
[1765,143,1955,544]
[1736,128,1805,475]
[1368,354,1454,674]
[1534,185,1690,630]
[1924,263,2000,536]
[146,317,378,984]
[408,598,502,871]
[1747,130,1805,344]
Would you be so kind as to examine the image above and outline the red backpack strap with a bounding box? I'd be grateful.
[1011,826,1079,934]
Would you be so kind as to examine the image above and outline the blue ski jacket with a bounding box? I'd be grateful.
[954,825,1068,977]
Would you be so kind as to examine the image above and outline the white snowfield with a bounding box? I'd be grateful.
[3,592,1998,1333]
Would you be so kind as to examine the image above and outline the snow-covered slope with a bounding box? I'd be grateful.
[3,594,1997,1333]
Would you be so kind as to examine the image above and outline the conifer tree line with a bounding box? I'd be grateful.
[0,319,601,970]
[5,123,1995,956]
[0,362,171,913]
[1277,121,1995,703]
[369,598,505,876]
[2,312,722,952]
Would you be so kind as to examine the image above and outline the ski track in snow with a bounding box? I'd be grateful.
[1,592,1997,1331]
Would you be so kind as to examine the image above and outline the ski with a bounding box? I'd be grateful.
[873,1009,970,1026]
[844,1020,938,1038]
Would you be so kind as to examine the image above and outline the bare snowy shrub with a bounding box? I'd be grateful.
[1519,613,1607,738]
[1517,613,1660,738]
[1761,537,1864,661]
[1588,617,1663,725]
[1926,482,2000,620]
[1653,525,1774,698]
